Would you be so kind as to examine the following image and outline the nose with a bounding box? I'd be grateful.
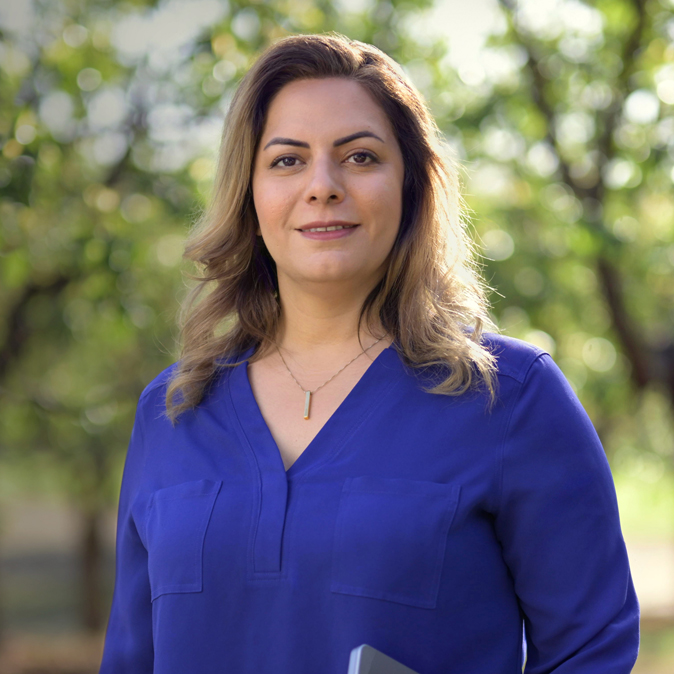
[303,155,345,204]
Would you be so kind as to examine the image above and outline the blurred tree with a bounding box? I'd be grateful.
[492,0,674,402]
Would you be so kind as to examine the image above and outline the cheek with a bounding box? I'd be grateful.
[358,174,403,224]
[254,181,295,231]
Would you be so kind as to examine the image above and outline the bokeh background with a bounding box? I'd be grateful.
[0,0,673,671]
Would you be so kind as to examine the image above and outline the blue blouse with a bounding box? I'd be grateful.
[99,334,639,674]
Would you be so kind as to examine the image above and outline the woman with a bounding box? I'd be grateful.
[99,33,639,674]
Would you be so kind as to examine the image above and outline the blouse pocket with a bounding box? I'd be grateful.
[145,479,222,602]
[330,476,460,609]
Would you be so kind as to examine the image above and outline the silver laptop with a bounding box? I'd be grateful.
[348,644,419,674]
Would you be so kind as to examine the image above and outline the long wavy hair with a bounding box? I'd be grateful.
[164,32,497,424]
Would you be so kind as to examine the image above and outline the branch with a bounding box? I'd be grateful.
[497,0,597,210]
[594,0,649,202]
[595,258,649,388]
[0,275,71,383]
[497,0,648,202]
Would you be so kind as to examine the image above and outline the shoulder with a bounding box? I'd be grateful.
[132,362,182,428]
[135,351,247,422]
[479,332,549,385]
[138,347,252,405]
[481,333,582,419]
[139,362,181,403]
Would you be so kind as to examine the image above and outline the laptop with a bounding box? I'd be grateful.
[348,644,420,674]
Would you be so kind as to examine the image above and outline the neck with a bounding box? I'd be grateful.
[273,275,389,358]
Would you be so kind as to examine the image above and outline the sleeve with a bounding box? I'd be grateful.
[493,353,640,674]
[99,399,154,673]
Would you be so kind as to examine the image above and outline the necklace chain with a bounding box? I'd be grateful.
[276,336,385,394]
[275,336,386,419]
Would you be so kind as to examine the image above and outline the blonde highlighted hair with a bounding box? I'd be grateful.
[164,32,497,424]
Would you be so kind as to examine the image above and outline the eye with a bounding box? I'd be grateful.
[269,155,301,168]
[346,151,377,165]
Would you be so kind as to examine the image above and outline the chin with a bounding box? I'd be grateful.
[304,270,358,284]
[282,256,384,288]
[294,263,370,285]
[295,258,356,280]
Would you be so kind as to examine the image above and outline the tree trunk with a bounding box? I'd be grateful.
[81,509,103,633]
[0,534,4,650]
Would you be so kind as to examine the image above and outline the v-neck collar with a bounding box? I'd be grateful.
[228,342,400,480]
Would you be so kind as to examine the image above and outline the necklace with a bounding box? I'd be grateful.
[275,336,386,420]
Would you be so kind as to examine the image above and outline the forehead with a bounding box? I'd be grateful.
[261,78,394,139]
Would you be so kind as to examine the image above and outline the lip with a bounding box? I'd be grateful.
[296,220,360,241]
[296,220,359,231]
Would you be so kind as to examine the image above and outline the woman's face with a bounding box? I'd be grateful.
[252,77,405,293]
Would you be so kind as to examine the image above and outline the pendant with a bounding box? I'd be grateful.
[304,391,311,420]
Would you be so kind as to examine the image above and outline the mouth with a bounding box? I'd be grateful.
[299,224,359,233]
[296,222,360,241]
[296,221,360,232]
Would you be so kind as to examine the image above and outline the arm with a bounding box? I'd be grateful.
[99,401,154,674]
[494,353,639,673]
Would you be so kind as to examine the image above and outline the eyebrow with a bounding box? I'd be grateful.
[262,130,385,151]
